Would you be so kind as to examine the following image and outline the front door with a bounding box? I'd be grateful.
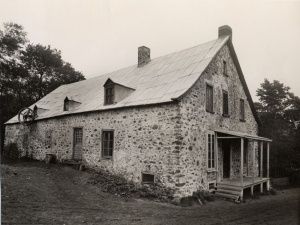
[73,128,83,160]
[223,139,231,179]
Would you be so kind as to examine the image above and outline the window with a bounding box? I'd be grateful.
[223,60,228,76]
[102,130,114,158]
[222,91,229,116]
[105,86,114,105]
[142,173,154,184]
[240,99,245,121]
[207,132,215,170]
[206,84,213,113]
[64,98,69,111]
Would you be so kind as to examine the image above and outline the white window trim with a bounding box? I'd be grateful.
[207,131,217,171]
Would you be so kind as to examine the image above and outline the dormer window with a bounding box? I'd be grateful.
[103,78,135,106]
[64,97,69,111]
[63,97,81,111]
[105,86,114,105]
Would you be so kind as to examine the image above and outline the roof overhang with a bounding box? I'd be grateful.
[215,129,272,142]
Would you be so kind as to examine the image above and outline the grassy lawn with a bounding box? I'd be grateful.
[1,160,299,225]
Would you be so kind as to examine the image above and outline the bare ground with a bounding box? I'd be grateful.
[1,160,300,225]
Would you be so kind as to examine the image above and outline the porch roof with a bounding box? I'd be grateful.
[215,129,272,142]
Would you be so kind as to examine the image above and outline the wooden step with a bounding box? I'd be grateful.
[215,188,241,195]
[215,192,239,200]
[216,183,243,191]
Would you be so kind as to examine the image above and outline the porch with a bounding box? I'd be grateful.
[215,177,270,201]
[214,129,272,201]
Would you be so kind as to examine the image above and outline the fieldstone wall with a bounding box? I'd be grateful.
[5,103,184,197]
[177,43,259,197]
[4,43,261,199]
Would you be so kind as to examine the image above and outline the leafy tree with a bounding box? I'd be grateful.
[21,44,85,101]
[0,22,85,152]
[255,79,300,180]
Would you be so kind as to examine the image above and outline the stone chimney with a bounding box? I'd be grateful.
[138,46,150,67]
[218,25,232,40]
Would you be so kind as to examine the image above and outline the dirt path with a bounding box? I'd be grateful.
[1,161,299,225]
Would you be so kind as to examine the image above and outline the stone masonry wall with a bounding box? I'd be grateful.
[177,43,259,197]
[4,43,260,199]
[5,103,184,196]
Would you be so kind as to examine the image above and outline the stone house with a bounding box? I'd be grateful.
[5,25,272,200]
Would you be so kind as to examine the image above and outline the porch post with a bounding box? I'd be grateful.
[260,141,263,193]
[267,142,270,178]
[260,141,263,180]
[252,140,255,184]
[215,133,218,181]
[240,138,244,187]
[267,142,270,191]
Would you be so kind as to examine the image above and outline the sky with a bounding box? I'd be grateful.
[1,0,300,102]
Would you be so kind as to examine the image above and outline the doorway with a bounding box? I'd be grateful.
[223,139,231,179]
[73,128,83,160]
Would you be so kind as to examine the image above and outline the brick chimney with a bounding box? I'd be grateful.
[138,46,150,67]
[218,25,232,40]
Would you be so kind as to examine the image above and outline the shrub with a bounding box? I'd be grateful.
[3,142,20,161]
[180,196,195,207]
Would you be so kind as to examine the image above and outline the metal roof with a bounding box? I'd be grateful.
[6,36,230,124]
[215,129,272,142]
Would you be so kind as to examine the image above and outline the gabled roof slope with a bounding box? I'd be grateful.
[6,35,258,125]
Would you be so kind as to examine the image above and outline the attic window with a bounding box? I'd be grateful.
[223,60,228,76]
[64,98,69,111]
[142,173,154,184]
[222,90,229,117]
[240,99,245,121]
[206,84,214,113]
[105,86,114,105]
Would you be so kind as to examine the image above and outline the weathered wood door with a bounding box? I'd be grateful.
[73,128,83,160]
[223,139,231,179]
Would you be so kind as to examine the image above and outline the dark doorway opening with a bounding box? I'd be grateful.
[223,139,231,179]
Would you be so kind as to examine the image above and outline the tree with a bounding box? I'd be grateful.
[21,44,84,101]
[0,22,85,152]
[255,79,300,180]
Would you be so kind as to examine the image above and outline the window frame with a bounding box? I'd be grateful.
[240,99,245,121]
[104,85,115,105]
[101,129,114,159]
[222,90,229,117]
[207,131,216,171]
[206,84,214,113]
[141,172,155,184]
